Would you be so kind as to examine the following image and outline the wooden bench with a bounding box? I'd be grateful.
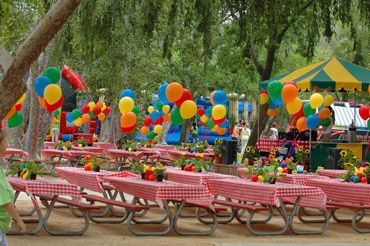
[213,199,269,212]
[82,194,149,212]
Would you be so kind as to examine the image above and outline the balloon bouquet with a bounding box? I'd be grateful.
[34,67,64,113]
[198,90,229,135]
[140,101,171,140]
[66,101,111,127]
[2,93,27,128]
[261,80,335,132]
[119,89,139,134]
[359,105,370,130]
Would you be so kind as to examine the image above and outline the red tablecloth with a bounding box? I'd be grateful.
[7,177,81,207]
[56,167,138,193]
[317,169,346,179]
[41,149,65,159]
[256,139,310,152]
[277,174,329,185]
[206,178,326,209]
[237,167,248,178]
[305,179,370,205]
[165,150,213,161]
[93,142,117,149]
[42,142,56,149]
[104,176,214,210]
[2,148,29,158]
[105,149,145,160]
[71,146,105,154]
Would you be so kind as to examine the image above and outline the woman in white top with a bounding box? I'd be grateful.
[268,122,279,140]
[240,122,251,155]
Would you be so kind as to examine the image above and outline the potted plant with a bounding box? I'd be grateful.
[194,159,210,173]
[55,141,72,150]
[244,146,260,165]
[338,149,360,169]
[295,146,309,170]
[75,137,88,147]
[363,165,370,184]
[285,157,297,174]
[130,160,146,179]
[81,155,109,172]
[153,162,167,182]
[174,155,188,170]
[8,161,44,180]
[213,139,223,164]
[6,161,24,177]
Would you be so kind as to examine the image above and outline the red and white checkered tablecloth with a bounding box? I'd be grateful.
[206,178,326,209]
[104,176,214,210]
[317,169,346,179]
[306,179,370,205]
[256,139,311,152]
[7,177,81,208]
[165,150,213,161]
[42,142,56,149]
[237,167,249,178]
[277,174,330,185]
[56,167,138,193]
[165,167,237,186]
[3,148,29,158]
[71,146,105,154]
[93,142,118,149]
[105,149,145,160]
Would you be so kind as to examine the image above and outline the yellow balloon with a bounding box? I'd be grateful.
[260,93,268,105]
[323,95,334,106]
[179,100,197,119]
[44,84,62,105]
[162,105,170,114]
[200,115,208,123]
[211,125,219,132]
[88,102,95,111]
[119,96,134,113]
[212,104,227,120]
[148,106,154,113]
[153,124,163,134]
[16,93,27,105]
[309,93,323,109]
[286,97,302,115]
[74,117,82,127]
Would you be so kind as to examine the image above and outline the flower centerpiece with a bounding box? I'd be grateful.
[244,146,260,165]
[213,139,223,163]
[130,160,146,179]
[7,160,44,180]
[247,163,282,184]
[174,154,188,170]
[363,163,370,184]
[339,163,368,183]
[338,149,360,169]
[122,140,139,151]
[194,159,210,173]
[284,157,297,174]
[294,146,309,169]
[55,140,73,150]
[75,137,88,147]
[81,155,108,172]
[153,162,167,182]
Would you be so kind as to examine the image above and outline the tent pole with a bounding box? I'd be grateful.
[309,87,312,172]
[354,90,357,126]
[257,92,260,142]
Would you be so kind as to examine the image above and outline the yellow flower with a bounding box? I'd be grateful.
[353,156,357,159]
[297,146,303,152]
[246,146,251,153]
[340,150,347,157]
[251,149,255,154]
[305,149,309,154]
[218,139,223,144]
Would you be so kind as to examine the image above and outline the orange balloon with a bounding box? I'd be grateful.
[140,126,150,135]
[51,117,57,125]
[296,116,308,132]
[281,84,298,103]
[217,127,227,135]
[38,96,46,109]
[5,106,16,119]
[81,114,91,123]
[318,107,330,120]
[121,112,137,128]
[267,108,278,117]
[166,82,184,102]
[210,90,216,106]
[96,101,104,108]
[98,113,106,121]
[163,113,171,122]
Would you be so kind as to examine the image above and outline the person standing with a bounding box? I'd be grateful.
[240,122,251,155]
[0,130,27,245]
[268,122,279,140]
[51,120,60,142]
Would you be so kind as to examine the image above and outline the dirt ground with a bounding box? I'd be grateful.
[7,198,370,246]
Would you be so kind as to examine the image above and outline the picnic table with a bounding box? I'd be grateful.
[1,148,30,166]
[205,178,329,235]
[165,149,213,162]
[306,178,370,233]
[71,146,105,154]
[42,142,56,149]
[7,177,92,236]
[93,142,118,149]
[317,169,346,178]
[277,174,330,185]
[104,176,216,236]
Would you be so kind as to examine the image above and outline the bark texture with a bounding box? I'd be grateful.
[0,0,82,120]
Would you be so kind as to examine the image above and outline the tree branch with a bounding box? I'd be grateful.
[0,0,81,120]
[243,44,264,77]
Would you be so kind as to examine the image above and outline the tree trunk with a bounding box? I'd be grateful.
[180,119,193,144]
[0,0,81,120]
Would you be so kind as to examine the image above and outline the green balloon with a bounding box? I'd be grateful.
[303,103,316,116]
[368,119,370,130]
[267,80,283,100]
[132,105,140,116]
[43,67,61,84]
[147,131,156,139]
[54,110,60,117]
[320,118,331,127]
[206,119,214,129]
[89,111,95,119]
[170,107,185,125]
[8,112,23,128]
[206,106,213,117]
[71,109,81,119]
[156,102,164,111]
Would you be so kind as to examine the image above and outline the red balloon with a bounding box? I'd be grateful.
[45,96,64,113]
[359,105,369,120]
[212,116,225,125]
[143,116,152,126]
[93,106,101,116]
[175,89,192,107]
[121,124,136,134]
[103,107,111,115]
[153,117,164,125]
[293,104,304,117]
[197,108,205,116]
[15,104,22,112]
[81,105,90,114]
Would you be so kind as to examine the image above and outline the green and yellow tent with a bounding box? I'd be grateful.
[259,57,370,92]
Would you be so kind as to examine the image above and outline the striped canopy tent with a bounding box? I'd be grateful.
[259,57,370,92]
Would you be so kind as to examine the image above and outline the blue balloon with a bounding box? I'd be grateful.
[269,100,279,109]
[120,88,135,99]
[205,106,213,117]
[220,119,229,128]
[159,110,164,116]
[272,97,283,107]
[34,76,51,97]
[306,114,320,129]
[150,110,160,121]
[66,113,74,123]
[158,83,169,104]
[318,105,324,111]
[213,90,227,105]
